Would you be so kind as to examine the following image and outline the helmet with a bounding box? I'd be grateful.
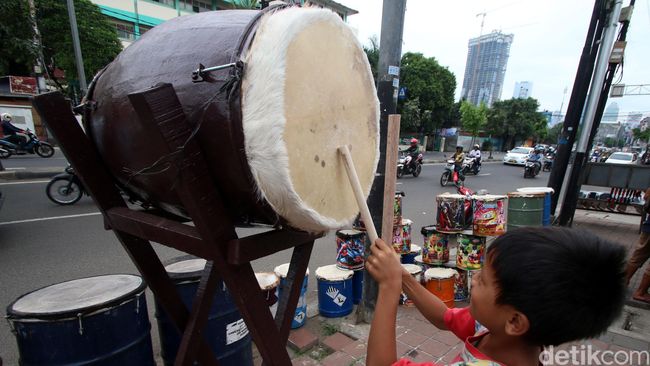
[473,144,480,149]
[456,145,463,151]
[1,113,12,122]
[410,138,418,146]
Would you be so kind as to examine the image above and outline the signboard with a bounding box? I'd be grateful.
[398,87,407,100]
[9,76,38,95]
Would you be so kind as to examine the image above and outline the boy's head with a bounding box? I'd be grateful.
[471,227,626,347]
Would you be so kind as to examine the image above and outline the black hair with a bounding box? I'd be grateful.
[487,227,626,346]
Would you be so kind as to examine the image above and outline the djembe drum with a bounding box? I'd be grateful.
[84,6,379,232]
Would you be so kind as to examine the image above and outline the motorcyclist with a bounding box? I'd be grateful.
[404,138,420,169]
[1,113,28,147]
[468,144,481,170]
[452,145,465,181]
[528,147,544,173]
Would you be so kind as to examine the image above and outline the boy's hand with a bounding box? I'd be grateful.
[366,238,402,293]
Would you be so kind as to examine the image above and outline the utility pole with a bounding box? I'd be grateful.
[359,0,407,324]
[28,0,47,93]
[66,0,88,96]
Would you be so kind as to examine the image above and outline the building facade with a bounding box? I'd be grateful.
[513,81,532,99]
[90,0,357,48]
[460,31,514,107]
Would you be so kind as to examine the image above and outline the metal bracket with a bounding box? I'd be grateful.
[191,62,237,83]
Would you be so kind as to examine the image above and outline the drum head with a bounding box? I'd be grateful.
[242,7,379,232]
[274,263,309,279]
[8,274,145,319]
[315,264,353,281]
[164,258,207,282]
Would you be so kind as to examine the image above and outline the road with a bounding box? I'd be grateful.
[0,148,68,170]
[0,159,551,364]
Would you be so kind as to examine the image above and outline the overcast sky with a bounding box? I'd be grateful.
[339,0,650,120]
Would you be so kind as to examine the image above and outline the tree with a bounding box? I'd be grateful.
[545,123,563,145]
[486,97,547,151]
[632,127,650,145]
[0,1,38,76]
[362,35,379,83]
[398,52,456,135]
[459,101,487,145]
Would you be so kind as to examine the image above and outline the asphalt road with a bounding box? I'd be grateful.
[0,148,68,170]
[0,159,551,364]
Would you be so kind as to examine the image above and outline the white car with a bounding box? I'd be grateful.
[604,152,636,165]
[503,147,534,165]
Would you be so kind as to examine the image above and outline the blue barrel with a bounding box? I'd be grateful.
[274,263,309,328]
[315,265,354,318]
[352,270,363,304]
[516,187,555,226]
[401,244,421,264]
[155,258,252,366]
[6,274,154,366]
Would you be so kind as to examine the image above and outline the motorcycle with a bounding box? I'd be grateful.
[0,129,55,158]
[0,146,10,159]
[397,151,423,178]
[462,157,481,175]
[542,154,553,172]
[46,165,86,205]
[440,159,464,187]
[523,159,541,178]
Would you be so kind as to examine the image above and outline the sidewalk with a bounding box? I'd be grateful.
[265,210,650,366]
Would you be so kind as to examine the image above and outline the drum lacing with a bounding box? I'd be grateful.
[135,293,140,314]
[5,315,16,334]
[77,313,84,335]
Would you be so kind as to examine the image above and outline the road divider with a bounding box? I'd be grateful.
[0,212,101,226]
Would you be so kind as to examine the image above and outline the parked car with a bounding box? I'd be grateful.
[503,147,534,166]
[604,152,636,165]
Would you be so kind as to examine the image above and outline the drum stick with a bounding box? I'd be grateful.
[338,145,379,244]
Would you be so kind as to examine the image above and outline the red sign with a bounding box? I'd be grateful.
[9,76,38,95]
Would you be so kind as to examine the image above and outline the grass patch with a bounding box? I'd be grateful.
[321,322,341,337]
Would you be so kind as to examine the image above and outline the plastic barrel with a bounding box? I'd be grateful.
[507,192,545,230]
[400,244,421,264]
[6,274,154,366]
[315,265,354,318]
[352,270,363,305]
[155,258,252,366]
[274,263,309,329]
[516,187,555,226]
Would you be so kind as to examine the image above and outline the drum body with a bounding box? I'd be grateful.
[155,258,252,366]
[421,225,449,264]
[352,270,364,305]
[472,195,507,236]
[424,268,457,308]
[315,265,353,318]
[84,7,379,233]
[335,229,366,270]
[436,194,468,232]
[7,275,154,366]
[507,192,545,229]
[394,191,405,224]
[457,234,486,270]
[392,218,413,254]
[274,263,309,329]
[401,244,421,264]
[516,187,554,226]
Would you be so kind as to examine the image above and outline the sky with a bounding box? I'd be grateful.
[339,0,650,121]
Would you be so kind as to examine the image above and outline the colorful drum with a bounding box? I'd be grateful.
[424,268,458,308]
[394,190,405,224]
[472,195,507,236]
[507,192,545,230]
[457,234,486,270]
[335,229,366,270]
[441,261,468,302]
[436,194,468,232]
[6,275,154,366]
[392,218,413,254]
[400,264,422,306]
[352,270,364,305]
[158,258,252,366]
[421,225,449,265]
[255,272,280,308]
[274,263,309,329]
[315,265,354,318]
[401,244,421,264]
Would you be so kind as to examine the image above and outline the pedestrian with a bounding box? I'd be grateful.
[624,187,650,304]
[365,227,626,366]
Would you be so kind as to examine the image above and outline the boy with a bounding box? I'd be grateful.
[625,187,650,303]
[366,227,626,366]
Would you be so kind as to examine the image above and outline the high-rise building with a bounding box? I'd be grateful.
[461,31,514,106]
[602,102,619,123]
[513,81,532,99]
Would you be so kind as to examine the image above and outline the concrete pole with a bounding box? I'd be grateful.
[66,0,88,95]
[27,0,47,93]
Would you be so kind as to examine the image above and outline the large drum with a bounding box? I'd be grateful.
[84,7,379,232]
[6,275,154,366]
[436,194,469,232]
[472,195,507,236]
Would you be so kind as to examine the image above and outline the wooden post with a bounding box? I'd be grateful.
[381,115,400,243]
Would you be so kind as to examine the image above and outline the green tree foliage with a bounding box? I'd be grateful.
[398,52,456,134]
[362,35,379,83]
[544,123,563,144]
[459,101,487,144]
[0,1,37,76]
[632,127,650,144]
[486,97,547,150]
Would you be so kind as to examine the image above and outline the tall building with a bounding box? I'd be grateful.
[602,102,619,123]
[461,31,514,106]
[513,81,532,99]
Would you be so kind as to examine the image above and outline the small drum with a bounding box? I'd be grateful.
[86,7,380,232]
[424,268,458,308]
[437,193,469,232]
[315,265,354,318]
[394,190,405,224]
[421,225,449,265]
[457,234,486,270]
[255,272,280,307]
[441,261,468,302]
[6,275,154,366]
[400,264,422,306]
[352,269,364,305]
[472,195,507,236]
[401,244,421,264]
[274,263,309,329]
[392,218,413,254]
[335,229,366,270]
[158,258,252,366]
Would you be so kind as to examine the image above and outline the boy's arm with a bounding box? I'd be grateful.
[401,271,448,330]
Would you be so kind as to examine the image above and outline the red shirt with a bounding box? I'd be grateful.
[392,307,504,366]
